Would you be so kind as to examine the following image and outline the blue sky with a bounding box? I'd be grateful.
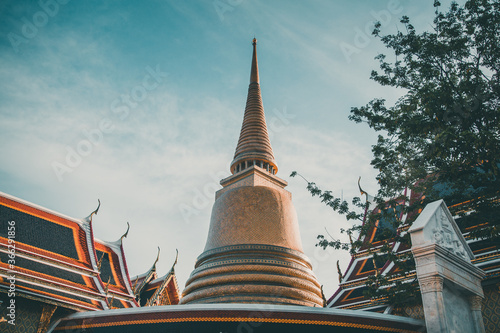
[0,0,461,298]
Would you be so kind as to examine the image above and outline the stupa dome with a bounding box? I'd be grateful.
[204,185,303,252]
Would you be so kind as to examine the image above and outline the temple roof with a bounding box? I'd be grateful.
[95,234,138,309]
[131,247,160,298]
[230,38,277,175]
[328,183,500,312]
[327,187,424,311]
[141,269,180,306]
[52,303,426,332]
[132,249,180,306]
[0,191,108,311]
[0,191,143,313]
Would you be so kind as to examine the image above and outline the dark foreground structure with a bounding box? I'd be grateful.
[51,303,425,332]
[45,38,426,333]
[6,39,494,332]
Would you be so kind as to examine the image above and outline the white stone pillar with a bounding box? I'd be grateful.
[409,200,486,333]
[419,276,447,332]
[470,295,486,333]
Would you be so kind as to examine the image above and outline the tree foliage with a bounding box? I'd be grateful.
[350,0,500,238]
[293,0,500,309]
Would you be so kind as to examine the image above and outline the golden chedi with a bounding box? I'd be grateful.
[181,39,323,307]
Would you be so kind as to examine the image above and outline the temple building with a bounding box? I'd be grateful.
[131,249,180,307]
[328,182,500,332]
[0,192,179,333]
[45,40,426,332]
[3,38,492,332]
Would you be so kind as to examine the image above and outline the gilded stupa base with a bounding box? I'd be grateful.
[180,244,323,307]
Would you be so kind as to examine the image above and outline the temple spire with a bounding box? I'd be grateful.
[181,39,323,308]
[250,38,259,83]
[230,38,278,175]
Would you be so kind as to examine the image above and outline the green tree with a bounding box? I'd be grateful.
[293,0,500,308]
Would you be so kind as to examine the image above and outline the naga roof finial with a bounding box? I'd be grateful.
[172,249,179,271]
[84,199,100,223]
[120,222,130,242]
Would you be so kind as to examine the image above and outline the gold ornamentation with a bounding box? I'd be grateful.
[55,316,423,332]
[469,295,483,311]
[37,304,57,333]
[337,260,343,283]
[419,276,443,293]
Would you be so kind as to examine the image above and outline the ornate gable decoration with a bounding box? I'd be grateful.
[409,199,485,333]
[409,199,473,262]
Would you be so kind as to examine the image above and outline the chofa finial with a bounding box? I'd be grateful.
[83,199,101,223]
[120,222,130,242]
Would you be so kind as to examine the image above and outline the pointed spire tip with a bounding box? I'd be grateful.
[250,37,259,84]
[230,38,277,175]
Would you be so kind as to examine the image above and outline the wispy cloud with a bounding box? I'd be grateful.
[0,0,446,298]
